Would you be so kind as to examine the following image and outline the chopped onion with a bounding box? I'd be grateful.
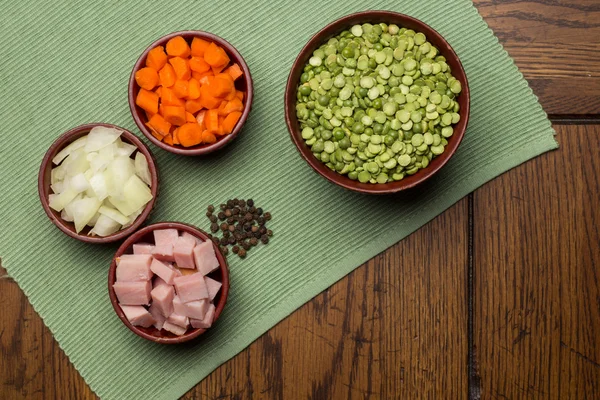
[105,156,135,198]
[63,149,90,177]
[134,152,152,186]
[60,209,74,222]
[52,136,87,165]
[48,188,79,212]
[51,181,64,194]
[70,173,89,193]
[51,165,65,185]
[90,214,121,237]
[87,211,101,227]
[89,173,108,201]
[71,196,101,233]
[121,206,144,229]
[115,139,137,157]
[124,175,153,212]
[99,205,130,225]
[84,126,122,152]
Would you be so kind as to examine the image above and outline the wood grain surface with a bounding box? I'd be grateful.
[2,1,600,399]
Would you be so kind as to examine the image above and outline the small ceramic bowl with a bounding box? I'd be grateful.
[108,222,230,344]
[285,11,470,194]
[38,123,159,244]
[129,30,254,156]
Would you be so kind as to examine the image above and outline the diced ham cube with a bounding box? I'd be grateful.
[173,295,208,319]
[153,276,169,288]
[172,295,185,316]
[174,239,196,269]
[191,303,216,329]
[162,321,187,336]
[193,242,220,276]
[152,243,175,262]
[151,284,175,317]
[120,305,156,328]
[133,243,154,254]
[204,276,222,301]
[150,258,178,285]
[148,303,166,330]
[153,229,179,247]
[167,312,189,328]
[181,231,202,245]
[115,254,153,282]
[174,273,208,303]
[113,281,151,305]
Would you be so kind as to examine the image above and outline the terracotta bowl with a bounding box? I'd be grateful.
[129,30,254,156]
[108,222,230,344]
[285,11,470,194]
[38,123,159,244]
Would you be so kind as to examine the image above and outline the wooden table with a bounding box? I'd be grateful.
[2,1,599,398]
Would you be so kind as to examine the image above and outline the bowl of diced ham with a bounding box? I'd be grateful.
[108,222,229,343]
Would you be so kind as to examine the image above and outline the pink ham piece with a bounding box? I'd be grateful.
[162,321,187,336]
[153,276,169,288]
[152,243,175,263]
[181,231,202,245]
[149,303,166,330]
[151,284,174,317]
[173,237,196,269]
[133,243,154,254]
[167,312,189,328]
[120,305,156,328]
[173,273,208,303]
[204,276,222,301]
[193,241,219,276]
[173,295,208,320]
[191,303,215,329]
[153,229,179,247]
[115,254,153,282]
[150,258,178,285]
[113,281,151,305]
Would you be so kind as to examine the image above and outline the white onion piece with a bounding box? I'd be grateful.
[86,151,98,162]
[52,136,87,165]
[115,139,137,157]
[70,173,89,193]
[89,173,108,201]
[90,214,121,237]
[107,195,136,217]
[87,212,100,227]
[106,156,135,198]
[63,149,90,177]
[124,175,153,213]
[134,152,152,186]
[121,206,144,229]
[51,165,65,185]
[84,126,122,152]
[90,144,115,173]
[51,182,64,194]
[99,206,130,225]
[71,196,101,233]
[60,209,74,222]
[48,188,79,212]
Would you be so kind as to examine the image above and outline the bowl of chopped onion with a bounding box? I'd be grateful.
[38,123,159,243]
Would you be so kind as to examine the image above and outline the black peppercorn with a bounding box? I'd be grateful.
[261,235,269,244]
[247,199,254,207]
[256,208,263,215]
[228,225,235,233]
[232,207,240,215]
[209,215,217,223]
[239,199,246,208]
[248,206,256,213]
[207,205,215,213]
[220,237,228,246]
[232,245,240,254]
[233,198,239,205]
[220,223,228,231]
[267,229,273,237]
[210,223,219,233]
[227,200,234,208]
[264,212,271,221]
[224,209,232,218]
[242,241,251,250]
[226,217,234,224]
[251,225,259,233]
[238,248,247,258]
[228,236,236,245]
[206,211,212,217]
[250,237,258,246]
[254,231,261,239]
[223,231,231,239]
[257,217,265,225]
[220,204,227,210]
[245,213,253,221]
[259,226,267,235]
[211,236,219,245]
[218,212,226,220]
[220,246,229,256]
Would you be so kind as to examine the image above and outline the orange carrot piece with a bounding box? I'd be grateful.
[191,37,211,57]
[217,101,228,116]
[159,64,176,88]
[235,90,244,101]
[204,42,230,67]
[198,86,222,109]
[144,110,155,121]
[172,127,180,145]
[201,130,217,144]
[196,109,207,128]
[223,97,244,115]
[136,89,159,114]
[211,63,228,75]
[207,75,235,98]
[185,99,204,114]
[135,67,159,90]
[205,109,219,133]
[185,112,196,123]
[169,57,191,80]
[215,116,226,136]
[161,87,184,107]
[146,46,168,71]
[165,36,191,58]
[173,79,189,98]
[222,111,242,134]
[177,123,203,147]
[225,63,243,81]
[225,90,236,101]
[147,114,172,136]
[162,106,187,126]
[163,134,174,145]
[187,78,201,100]
[155,86,162,98]
[148,126,163,141]
[189,56,211,73]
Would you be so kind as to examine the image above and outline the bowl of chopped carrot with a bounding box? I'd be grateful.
[129,31,253,156]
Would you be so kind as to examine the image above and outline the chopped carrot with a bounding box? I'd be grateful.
[198,86,222,109]
[169,57,191,80]
[173,79,189,98]
[144,110,154,121]
[146,46,168,71]
[189,57,211,73]
[191,37,211,57]
[235,90,244,101]
[172,128,180,145]
[186,112,196,123]
[148,126,163,141]
[225,89,237,101]
[147,114,172,136]
[163,134,174,145]
[177,122,203,147]
[211,63,228,75]
[135,67,159,90]
[192,70,213,81]
[196,110,207,128]
[185,99,204,114]
[155,86,162,97]
[161,87,184,106]
[222,111,242,134]
[224,63,243,81]
[136,89,159,114]
[205,109,219,133]
[222,97,244,114]
[159,103,166,117]
[158,64,176,87]
[201,130,217,144]
[204,42,230,67]
[215,116,226,136]
[187,78,200,100]
[162,106,187,126]
[217,101,228,116]
[207,74,234,98]
[165,36,191,58]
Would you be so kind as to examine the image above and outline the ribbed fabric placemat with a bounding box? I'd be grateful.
[0,0,557,398]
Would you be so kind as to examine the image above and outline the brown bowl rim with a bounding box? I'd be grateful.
[38,123,159,244]
[107,221,230,344]
[284,11,470,194]
[128,30,254,156]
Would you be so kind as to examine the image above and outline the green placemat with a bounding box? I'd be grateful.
[0,0,557,398]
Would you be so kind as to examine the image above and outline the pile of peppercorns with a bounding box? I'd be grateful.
[205,198,272,259]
